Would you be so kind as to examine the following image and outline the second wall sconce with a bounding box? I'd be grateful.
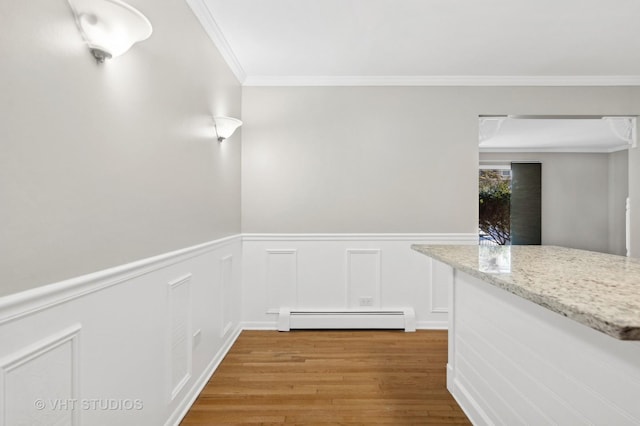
[213,117,243,142]
[67,0,153,63]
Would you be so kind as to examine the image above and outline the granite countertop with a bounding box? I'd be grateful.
[411,244,640,341]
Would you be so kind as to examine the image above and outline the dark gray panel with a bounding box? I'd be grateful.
[511,163,542,245]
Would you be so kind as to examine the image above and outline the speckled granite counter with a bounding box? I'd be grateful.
[411,244,640,340]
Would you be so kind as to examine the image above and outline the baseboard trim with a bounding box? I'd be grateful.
[0,234,242,325]
[241,321,278,330]
[242,321,448,331]
[416,320,448,330]
[167,324,243,426]
[450,377,494,426]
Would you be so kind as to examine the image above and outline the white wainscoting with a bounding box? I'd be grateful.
[0,235,243,426]
[448,267,640,425]
[242,233,477,330]
[346,249,381,308]
[168,274,193,401]
[265,249,298,313]
[0,324,81,426]
[220,255,234,337]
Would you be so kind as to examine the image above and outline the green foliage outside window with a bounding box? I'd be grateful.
[479,170,511,245]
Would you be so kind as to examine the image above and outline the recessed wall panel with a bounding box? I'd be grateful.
[168,275,192,400]
[0,325,80,426]
[431,259,452,313]
[220,255,233,336]
[266,250,297,312]
[346,249,381,308]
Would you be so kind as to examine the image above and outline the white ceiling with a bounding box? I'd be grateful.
[479,118,634,152]
[190,0,640,85]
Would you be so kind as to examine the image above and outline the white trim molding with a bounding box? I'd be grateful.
[184,0,246,84]
[604,116,637,148]
[168,274,193,401]
[165,325,242,426]
[479,145,631,154]
[242,233,476,331]
[243,233,478,242]
[430,259,452,314]
[0,235,243,426]
[219,255,234,338]
[345,249,381,308]
[242,75,640,87]
[0,324,81,426]
[265,249,298,313]
[180,1,640,89]
[0,235,242,326]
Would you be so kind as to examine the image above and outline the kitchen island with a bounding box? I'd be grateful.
[412,245,640,426]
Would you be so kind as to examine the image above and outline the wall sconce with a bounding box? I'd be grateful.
[213,117,243,142]
[67,0,153,63]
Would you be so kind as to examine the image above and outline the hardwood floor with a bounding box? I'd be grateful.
[180,330,470,425]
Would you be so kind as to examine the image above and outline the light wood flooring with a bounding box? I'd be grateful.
[180,330,471,425]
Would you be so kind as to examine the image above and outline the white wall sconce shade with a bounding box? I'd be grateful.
[67,0,152,63]
[213,117,243,142]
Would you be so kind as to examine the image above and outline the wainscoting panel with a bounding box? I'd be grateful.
[168,275,192,401]
[0,325,80,426]
[266,250,298,312]
[242,234,476,329]
[431,259,452,313]
[346,249,381,308]
[0,235,243,426]
[220,255,234,337]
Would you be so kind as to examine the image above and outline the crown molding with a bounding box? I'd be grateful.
[243,75,640,87]
[181,2,640,88]
[479,145,630,154]
[185,0,246,84]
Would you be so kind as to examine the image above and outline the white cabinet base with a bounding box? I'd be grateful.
[446,266,640,426]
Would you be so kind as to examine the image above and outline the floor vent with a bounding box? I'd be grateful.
[277,308,416,332]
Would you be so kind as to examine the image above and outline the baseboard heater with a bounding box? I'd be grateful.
[277,307,416,332]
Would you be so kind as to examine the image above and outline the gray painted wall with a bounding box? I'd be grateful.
[242,87,639,244]
[4,2,640,299]
[480,152,627,255]
[0,0,242,296]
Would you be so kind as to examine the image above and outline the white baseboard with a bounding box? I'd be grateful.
[450,377,493,426]
[416,320,448,330]
[167,325,242,426]
[240,321,449,331]
[241,321,278,330]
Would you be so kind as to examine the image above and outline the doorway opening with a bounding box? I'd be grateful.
[478,115,634,255]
